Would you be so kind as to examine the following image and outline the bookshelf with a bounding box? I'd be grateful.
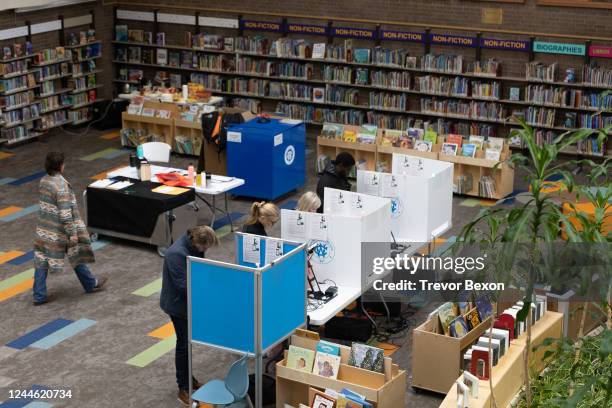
[110,20,611,159]
[0,51,43,145]
[173,118,202,156]
[67,41,102,125]
[33,47,72,131]
[121,101,178,147]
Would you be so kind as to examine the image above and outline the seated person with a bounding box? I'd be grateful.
[242,202,280,236]
[316,152,355,213]
[296,191,321,213]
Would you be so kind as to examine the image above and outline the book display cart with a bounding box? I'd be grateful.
[111,8,612,162]
[121,100,178,146]
[276,335,406,408]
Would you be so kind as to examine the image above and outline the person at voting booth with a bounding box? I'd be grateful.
[316,152,355,213]
[159,225,219,406]
[32,152,108,305]
[242,201,280,236]
[296,191,321,213]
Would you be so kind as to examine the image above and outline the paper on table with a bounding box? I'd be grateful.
[151,185,190,195]
[106,181,133,190]
[361,171,381,196]
[242,234,261,265]
[309,213,329,241]
[381,173,400,197]
[89,178,115,188]
[264,237,284,265]
[286,211,307,242]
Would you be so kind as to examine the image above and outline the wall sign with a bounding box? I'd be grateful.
[481,37,530,52]
[533,41,586,56]
[588,45,612,58]
[331,27,376,40]
[380,30,424,43]
[240,20,283,32]
[481,8,503,25]
[287,23,327,35]
[429,33,478,47]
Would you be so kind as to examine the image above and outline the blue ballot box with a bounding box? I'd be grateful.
[227,118,305,199]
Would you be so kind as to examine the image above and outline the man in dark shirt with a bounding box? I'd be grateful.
[160,225,219,406]
[316,152,355,213]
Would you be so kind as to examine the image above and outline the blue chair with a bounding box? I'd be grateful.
[191,355,252,408]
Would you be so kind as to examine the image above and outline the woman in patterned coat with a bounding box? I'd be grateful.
[32,151,107,305]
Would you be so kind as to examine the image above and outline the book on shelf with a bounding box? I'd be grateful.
[441,142,458,156]
[312,352,341,379]
[509,87,521,101]
[144,31,153,45]
[464,308,481,330]
[438,302,456,335]
[316,340,341,356]
[424,127,437,144]
[310,390,335,408]
[414,140,432,152]
[353,48,370,64]
[356,124,377,144]
[485,149,502,161]
[446,133,463,148]
[128,29,144,43]
[468,135,484,150]
[286,345,315,372]
[141,107,155,117]
[347,342,384,373]
[128,47,141,63]
[312,43,326,59]
[461,143,477,157]
[449,315,469,338]
[156,49,168,66]
[156,32,166,46]
[321,122,344,139]
[115,25,128,42]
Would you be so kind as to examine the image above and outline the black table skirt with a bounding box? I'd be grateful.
[87,181,195,237]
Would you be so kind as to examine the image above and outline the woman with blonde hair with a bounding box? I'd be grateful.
[242,201,280,236]
[296,191,321,213]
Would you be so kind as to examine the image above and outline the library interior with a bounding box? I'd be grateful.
[0,1,610,407]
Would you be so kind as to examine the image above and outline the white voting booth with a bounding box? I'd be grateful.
[281,187,391,291]
[357,153,453,243]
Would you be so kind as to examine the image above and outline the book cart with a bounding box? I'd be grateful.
[275,335,406,408]
[317,136,378,172]
[438,311,563,408]
[121,100,178,146]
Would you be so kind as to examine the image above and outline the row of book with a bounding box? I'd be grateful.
[37,63,70,81]
[421,98,506,120]
[72,59,98,77]
[478,176,497,198]
[369,92,407,110]
[72,43,101,62]
[415,75,469,97]
[526,62,558,82]
[238,57,314,80]
[39,110,68,130]
[2,105,39,126]
[174,135,202,156]
[68,107,91,123]
[582,65,612,87]
[39,94,71,112]
[116,26,166,46]
[0,90,35,109]
[66,29,96,47]
[0,59,29,76]
[2,42,34,61]
[0,123,38,142]
[70,75,97,92]
[0,73,36,93]
[120,128,161,148]
[33,47,71,66]
[525,106,557,127]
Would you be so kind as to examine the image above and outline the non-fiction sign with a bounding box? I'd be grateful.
[240,20,283,32]
[533,41,585,56]
[331,26,376,40]
[589,45,612,59]
[430,33,478,48]
[380,30,424,43]
[480,37,530,52]
[287,23,327,36]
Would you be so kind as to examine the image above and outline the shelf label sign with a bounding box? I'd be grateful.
[533,41,585,56]
[480,38,529,52]
[240,20,283,32]
[331,27,376,40]
[287,23,327,36]
[588,45,612,58]
[429,33,477,47]
[380,30,424,43]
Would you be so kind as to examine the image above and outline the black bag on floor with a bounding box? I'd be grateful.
[248,373,275,405]
[324,315,373,342]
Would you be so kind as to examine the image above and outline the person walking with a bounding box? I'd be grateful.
[33,151,107,305]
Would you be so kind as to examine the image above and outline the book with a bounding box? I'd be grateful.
[312,43,326,59]
[343,129,356,143]
[476,295,493,321]
[321,123,344,139]
[157,49,168,66]
[441,142,458,156]
[316,340,340,356]
[144,31,153,45]
[461,143,477,157]
[424,128,437,144]
[449,315,469,338]
[353,48,371,64]
[336,394,363,408]
[312,87,325,103]
[311,392,335,408]
[485,136,504,151]
[438,302,456,335]
[464,308,481,330]
[128,29,144,43]
[141,107,155,117]
[446,133,463,148]
[156,109,171,119]
[348,343,384,373]
[115,25,128,42]
[468,135,485,150]
[414,140,432,152]
[340,389,372,408]
[357,124,377,144]
[286,345,315,372]
[313,351,341,379]
[485,149,501,161]
[156,32,166,46]
[127,103,143,115]
[509,87,520,101]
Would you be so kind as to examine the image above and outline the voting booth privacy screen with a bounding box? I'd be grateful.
[188,234,306,354]
[281,188,392,291]
[357,153,453,242]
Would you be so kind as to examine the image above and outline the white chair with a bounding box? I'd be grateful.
[140,142,171,163]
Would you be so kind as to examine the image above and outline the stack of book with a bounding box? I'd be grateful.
[526,61,557,83]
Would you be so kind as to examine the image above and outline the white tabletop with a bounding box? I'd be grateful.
[308,285,361,326]
[106,166,245,195]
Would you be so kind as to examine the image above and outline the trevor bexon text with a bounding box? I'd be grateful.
[373,279,505,292]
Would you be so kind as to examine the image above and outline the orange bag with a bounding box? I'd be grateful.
[155,173,192,187]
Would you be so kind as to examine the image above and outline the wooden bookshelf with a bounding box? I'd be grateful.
[173,118,202,156]
[276,335,406,408]
[121,101,178,146]
[317,137,378,172]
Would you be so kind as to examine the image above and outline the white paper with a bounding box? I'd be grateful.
[227,131,242,143]
[362,171,381,196]
[89,179,115,188]
[274,133,283,146]
[308,213,329,242]
[286,211,307,242]
[242,234,261,265]
[381,174,400,197]
[264,238,284,265]
[351,194,365,210]
[280,118,302,125]
[312,43,326,59]
[330,190,347,213]
[106,181,133,190]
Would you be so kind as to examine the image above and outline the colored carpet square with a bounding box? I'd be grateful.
[103,149,129,159]
[0,152,14,160]
[6,319,73,350]
[0,269,34,292]
[0,278,34,302]
[0,178,16,185]
[30,319,96,350]
[0,251,24,265]
[126,335,176,368]
[0,205,39,222]
[148,322,175,339]
[479,199,497,207]
[80,148,123,162]
[7,251,34,266]
[459,198,481,207]
[101,130,120,140]
[211,212,245,230]
[0,206,22,218]
[132,278,162,297]
[8,171,45,186]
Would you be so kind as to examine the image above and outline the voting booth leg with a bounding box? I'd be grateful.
[254,270,263,408]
